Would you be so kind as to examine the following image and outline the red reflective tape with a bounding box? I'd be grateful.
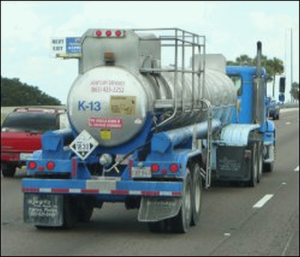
[72,158,77,178]
[111,190,129,195]
[129,159,133,177]
[142,191,159,196]
[172,192,182,196]
[22,187,39,193]
[51,188,69,193]
[81,189,99,194]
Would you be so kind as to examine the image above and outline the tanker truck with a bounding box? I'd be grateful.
[22,28,277,233]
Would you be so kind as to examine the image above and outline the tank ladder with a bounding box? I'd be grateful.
[199,99,212,189]
[136,28,206,128]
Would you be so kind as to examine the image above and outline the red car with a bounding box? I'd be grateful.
[1,107,69,177]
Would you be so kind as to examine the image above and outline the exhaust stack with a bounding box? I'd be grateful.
[253,41,264,125]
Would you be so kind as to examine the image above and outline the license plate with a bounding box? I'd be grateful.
[20,153,33,160]
[131,167,152,178]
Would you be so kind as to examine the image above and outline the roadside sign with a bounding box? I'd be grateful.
[66,37,81,54]
[70,130,98,160]
[50,37,81,58]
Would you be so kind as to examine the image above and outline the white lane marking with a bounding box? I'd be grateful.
[281,232,295,256]
[294,166,299,172]
[253,194,273,208]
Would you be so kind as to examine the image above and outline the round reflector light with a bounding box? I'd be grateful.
[151,164,160,173]
[96,30,102,37]
[115,30,121,37]
[170,164,179,173]
[28,161,37,169]
[46,161,55,170]
[106,30,112,37]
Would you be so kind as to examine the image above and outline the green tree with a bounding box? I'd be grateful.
[227,54,253,66]
[227,54,284,96]
[1,76,61,106]
[236,54,253,66]
[290,82,299,101]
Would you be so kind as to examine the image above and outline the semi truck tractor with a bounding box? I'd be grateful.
[22,28,280,233]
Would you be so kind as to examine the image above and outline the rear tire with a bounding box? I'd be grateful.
[77,196,95,222]
[1,163,17,177]
[169,168,192,233]
[147,220,166,233]
[247,144,257,187]
[191,163,202,226]
[63,196,78,229]
[263,162,274,173]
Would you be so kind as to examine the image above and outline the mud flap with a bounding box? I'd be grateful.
[24,194,63,226]
[216,146,251,180]
[138,197,181,222]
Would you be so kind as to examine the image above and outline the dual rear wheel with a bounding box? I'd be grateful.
[147,162,203,233]
[247,143,263,187]
[35,195,95,229]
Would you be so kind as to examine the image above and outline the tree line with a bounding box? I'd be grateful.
[1,76,61,106]
[1,57,298,105]
[227,55,299,101]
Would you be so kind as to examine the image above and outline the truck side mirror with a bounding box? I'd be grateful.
[279,77,286,93]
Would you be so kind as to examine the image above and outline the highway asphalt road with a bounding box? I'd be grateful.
[1,109,299,256]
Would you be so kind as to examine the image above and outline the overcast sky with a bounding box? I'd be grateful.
[1,1,299,103]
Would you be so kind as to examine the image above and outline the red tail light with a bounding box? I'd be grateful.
[28,161,37,169]
[46,161,55,170]
[151,164,160,173]
[95,29,124,38]
[115,30,121,37]
[170,164,179,173]
[96,30,102,37]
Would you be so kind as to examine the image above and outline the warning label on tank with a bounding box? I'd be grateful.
[100,130,111,140]
[110,96,136,115]
[89,117,123,129]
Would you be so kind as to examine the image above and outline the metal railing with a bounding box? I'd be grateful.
[134,28,206,128]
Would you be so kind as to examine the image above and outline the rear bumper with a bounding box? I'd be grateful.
[1,152,20,162]
[22,177,183,198]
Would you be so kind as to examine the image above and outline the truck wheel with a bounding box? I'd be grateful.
[63,195,78,229]
[169,168,192,233]
[147,220,166,233]
[247,144,257,187]
[263,162,274,173]
[1,163,17,177]
[257,143,263,183]
[190,163,202,226]
[77,196,94,222]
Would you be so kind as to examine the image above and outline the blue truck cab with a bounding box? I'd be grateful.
[220,64,276,178]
